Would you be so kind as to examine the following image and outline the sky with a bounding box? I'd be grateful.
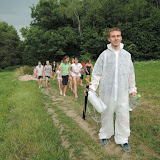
[0,0,39,39]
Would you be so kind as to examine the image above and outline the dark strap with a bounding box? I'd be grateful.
[83,84,89,120]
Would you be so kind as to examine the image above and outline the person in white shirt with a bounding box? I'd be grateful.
[89,27,137,152]
[36,61,44,88]
[54,66,62,92]
[44,61,52,88]
[69,58,75,92]
[71,57,82,98]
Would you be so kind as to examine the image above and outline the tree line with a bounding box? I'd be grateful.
[0,0,160,68]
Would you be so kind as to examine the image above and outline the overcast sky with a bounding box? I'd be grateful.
[0,0,39,39]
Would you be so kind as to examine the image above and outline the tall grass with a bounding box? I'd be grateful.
[15,66,34,77]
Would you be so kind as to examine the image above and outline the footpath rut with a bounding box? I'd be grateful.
[41,82,159,159]
[19,75,159,159]
[41,83,134,160]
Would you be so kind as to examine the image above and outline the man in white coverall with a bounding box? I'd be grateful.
[89,27,137,152]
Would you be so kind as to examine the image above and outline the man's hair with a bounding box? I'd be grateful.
[108,27,121,37]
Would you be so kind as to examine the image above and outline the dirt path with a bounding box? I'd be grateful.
[19,75,159,159]
[42,85,138,159]
[19,74,38,81]
[42,87,98,159]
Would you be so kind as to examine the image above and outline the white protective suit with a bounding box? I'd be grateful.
[90,43,137,144]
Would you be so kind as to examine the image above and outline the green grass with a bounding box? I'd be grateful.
[0,60,160,159]
[44,84,116,159]
[51,104,116,160]
[51,60,160,157]
[134,60,160,103]
[0,72,69,159]
[132,60,160,155]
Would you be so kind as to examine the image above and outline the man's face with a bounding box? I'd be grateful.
[108,31,122,48]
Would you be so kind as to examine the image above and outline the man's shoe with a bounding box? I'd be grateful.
[121,143,131,152]
[100,139,108,146]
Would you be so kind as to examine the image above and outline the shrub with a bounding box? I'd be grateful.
[15,66,34,77]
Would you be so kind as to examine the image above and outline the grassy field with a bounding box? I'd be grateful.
[133,61,160,154]
[0,60,160,159]
[0,71,69,159]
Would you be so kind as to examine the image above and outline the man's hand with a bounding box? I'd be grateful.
[84,88,92,96]
[131,92,137,97]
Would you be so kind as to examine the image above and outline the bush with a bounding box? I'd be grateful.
[0,66,21,72]
[23,66,34,75]
[15,66,34,77]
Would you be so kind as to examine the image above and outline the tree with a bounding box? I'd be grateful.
[80,27,106,60]
[21,26,79,65]
[60,0,84,35]
[81,0,105,28]
[146,0,160,8]
[20,0,160,63]
[30,0,68,30]
[0,21,21,68]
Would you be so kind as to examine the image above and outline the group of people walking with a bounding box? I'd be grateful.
[34,61,52,88]
[35,27,138,152]
[35,57,93,98]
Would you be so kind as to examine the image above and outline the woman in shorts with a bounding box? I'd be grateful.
[60,56,70,97]
[69,58,75,92]
[54,66,62,93]
[52,61,57,78]
[86,59,93,81]
[36,61,44,88]
[71,57,82,98]
[44,61,52,88]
